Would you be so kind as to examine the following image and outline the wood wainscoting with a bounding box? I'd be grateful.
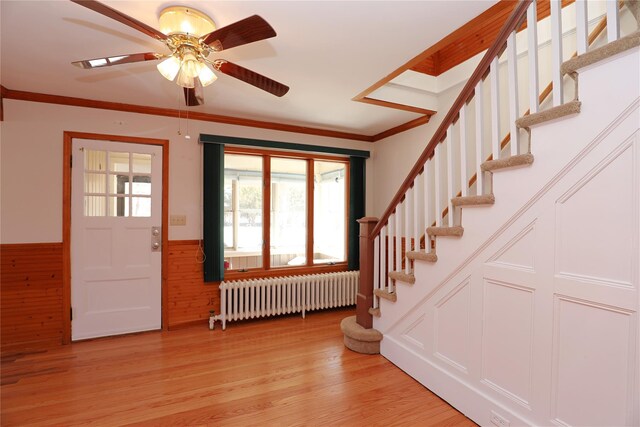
[1,240,218,353]
[0,243,64,353]
[166,240,219,329]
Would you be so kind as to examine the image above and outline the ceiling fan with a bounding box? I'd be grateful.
[70,0,289,106]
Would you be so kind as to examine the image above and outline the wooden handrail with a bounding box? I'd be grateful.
[370,0,533,238]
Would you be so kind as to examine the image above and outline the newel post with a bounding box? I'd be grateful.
[356,217,378,329]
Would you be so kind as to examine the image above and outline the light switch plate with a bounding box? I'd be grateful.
[170,215,187,226]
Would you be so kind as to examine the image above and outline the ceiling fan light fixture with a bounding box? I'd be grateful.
[176,67,196,89]
[159,6,216,37]
[198,66,217,87]
[157,55,181,81]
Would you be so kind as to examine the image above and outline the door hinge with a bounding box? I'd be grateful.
[70,307,73,320]
[70,154,73,168]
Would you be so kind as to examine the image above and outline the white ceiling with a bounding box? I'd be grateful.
[0,0,498,136]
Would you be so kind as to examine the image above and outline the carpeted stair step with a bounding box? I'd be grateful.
[481,153,534,172]
[561,31,640,75]
[388,271,416,284]
[406,250,438,262]
[451,194,495,207]
[516,100,581,129]
[369,307,381,317]
[374,289,397,302]
[427,225,464,237]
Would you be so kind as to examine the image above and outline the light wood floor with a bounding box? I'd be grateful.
[1,308,475,426]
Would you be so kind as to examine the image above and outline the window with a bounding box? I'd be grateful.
[83,149,152,217]
[223,149,348,273]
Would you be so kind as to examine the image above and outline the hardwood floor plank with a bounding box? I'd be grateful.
[1,308,474,426]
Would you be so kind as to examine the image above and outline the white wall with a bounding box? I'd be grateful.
[0,100,373,243]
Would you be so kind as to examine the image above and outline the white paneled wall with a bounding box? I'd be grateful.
[376,45,640,426]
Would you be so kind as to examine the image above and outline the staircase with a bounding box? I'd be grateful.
[347,1,640,425]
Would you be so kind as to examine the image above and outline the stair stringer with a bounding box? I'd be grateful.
[374,49,640,426]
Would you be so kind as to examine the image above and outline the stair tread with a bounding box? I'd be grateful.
[368,307,381,318]
[562,31,640,75]
[481,153,534,172]
[451,194,495,207]
[388,271,415,284]
[374,289,397,302]
[406,250,438,262]
[516,100,581,129]
[427,225,464,237]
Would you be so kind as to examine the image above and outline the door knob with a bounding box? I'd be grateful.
[152,242,160,250]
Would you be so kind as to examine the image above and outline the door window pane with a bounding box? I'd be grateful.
[131,176,151,196]
[313,161,346,264]
[109,174,130,195]
[84,196,106,216]
[84,173,106,194]
[108,196,128,217]
[131,197,151,217]
[224,154,263,270]
[109,152,129,172]
[85,150,106,171]
[271,157,307,267]
[132,153,152,173]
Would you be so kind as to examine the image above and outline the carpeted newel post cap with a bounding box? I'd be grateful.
[341,315,382,354]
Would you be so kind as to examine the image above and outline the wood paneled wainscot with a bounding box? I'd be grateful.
[166,240,219,329]
[1,243,64,353]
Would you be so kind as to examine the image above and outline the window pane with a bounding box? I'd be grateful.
[108,174,130,195]
[132,153,152,173]
[131,175,151,195]
[313,161,346,264]
[271,157,307,267]
[109,152,129,173]
[85,150,106,172]
[131,197,151,217]
[224,154,263,269]
[108,196,128,217]
[223,178,233,249]
[84,196,105,216]
[84,173,106,194]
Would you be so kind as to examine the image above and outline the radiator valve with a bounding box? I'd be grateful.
[209,310,216,330]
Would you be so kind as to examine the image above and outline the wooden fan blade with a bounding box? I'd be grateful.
[184,80,205,106]
[216,61,289,97]
[201,15,276,52]
[71,0,167,41]
[72,52,163,69]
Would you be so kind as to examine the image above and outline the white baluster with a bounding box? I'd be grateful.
[380,225,387,294]
[551,0,564,106]
[607,0,620,42]
[373,235,380,309]
[490,56,501,161]
[423,161,432,253]
[528,2,540,114]
[460,104,468,197]
[434,144,443,227]
[413,176,421,255]
[507,30,520,156]
[395,203,402,276]
[475,82,485,195]
[405,187,412,274]
[446,126,455,227]
[576,0,588,55]
[388,215,394,293]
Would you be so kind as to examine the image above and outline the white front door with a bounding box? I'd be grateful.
[71,139,162,340]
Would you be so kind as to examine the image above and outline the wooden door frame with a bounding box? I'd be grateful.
[62,131,169,344]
